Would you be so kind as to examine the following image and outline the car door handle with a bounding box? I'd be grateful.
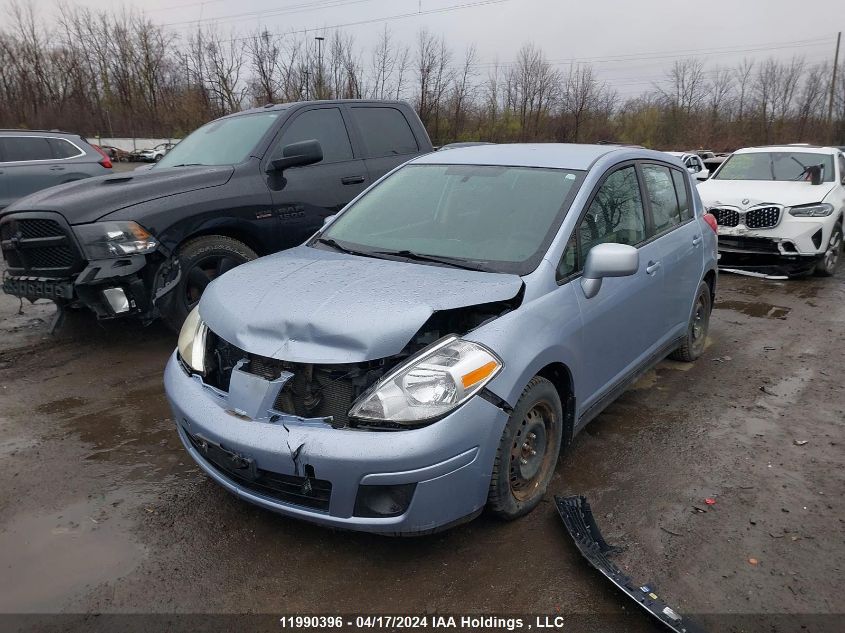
[341,175,365,185]
[692,235,702,246]
[646,260,661,275]
[50,166,65,171]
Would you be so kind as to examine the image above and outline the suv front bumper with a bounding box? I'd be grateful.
[164,353,508,535]
[717,218,832,275]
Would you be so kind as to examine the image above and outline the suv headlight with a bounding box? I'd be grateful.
[349,336,503,425]
[788,203,834,217]
[177,306,207,374]
[74,221,158,258]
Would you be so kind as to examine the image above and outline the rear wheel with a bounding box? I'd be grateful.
[670,281,711,362]
[160,235,256,331]
[814,222,842,277]
[487,376,563,520]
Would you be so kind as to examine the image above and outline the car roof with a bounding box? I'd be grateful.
[0,129,83,138]
[412,143,670,170]
[735,145,839,155]
[230,98,411,117]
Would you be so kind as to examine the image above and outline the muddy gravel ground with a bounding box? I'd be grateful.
[0,264,842,633]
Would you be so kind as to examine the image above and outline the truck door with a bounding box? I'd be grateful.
[346,105,423,181]
[264,106,369,247]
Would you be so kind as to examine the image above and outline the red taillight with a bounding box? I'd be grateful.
[92,144,113,169]
[703,212,718,234]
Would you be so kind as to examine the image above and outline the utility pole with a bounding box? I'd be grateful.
[315,36,325,100]
[828,31,841,123]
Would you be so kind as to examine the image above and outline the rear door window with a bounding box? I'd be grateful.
[349,107,419,158]
[0,137,54,162]
[276,107,353,164]
[642,164,682,235]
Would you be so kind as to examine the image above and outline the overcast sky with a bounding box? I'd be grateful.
[24,0,844,97]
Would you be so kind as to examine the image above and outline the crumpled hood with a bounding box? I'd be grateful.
[1,165,234,225]
[698,179,837,208]
[200,246,523,364]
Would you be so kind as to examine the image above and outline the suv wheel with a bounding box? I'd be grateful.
[160,235,257,331]
[154,154,163,162]
[670,280,712,362]
[814,222,842,277]
[487,376,563,520]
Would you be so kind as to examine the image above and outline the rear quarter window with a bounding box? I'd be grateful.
[350,107,419,158]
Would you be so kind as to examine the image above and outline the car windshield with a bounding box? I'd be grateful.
[155,112,279,168]
[317,163,584,274]
[715,151,834,182]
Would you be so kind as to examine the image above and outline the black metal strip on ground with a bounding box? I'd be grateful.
[555,495,707,633]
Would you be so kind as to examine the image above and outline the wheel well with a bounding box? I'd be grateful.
[179,227,265,256]
[536,362,575,449]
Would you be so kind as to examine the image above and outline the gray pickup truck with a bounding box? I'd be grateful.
[0,100,433,329]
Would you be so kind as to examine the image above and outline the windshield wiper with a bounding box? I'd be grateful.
[313,237,383,259]
[372,249,488,271]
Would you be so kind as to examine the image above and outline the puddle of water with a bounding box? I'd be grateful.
[0,493,147,612]
[35,396,89,417]
[715,300,791,319]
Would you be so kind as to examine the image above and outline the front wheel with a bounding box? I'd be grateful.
[814,222,842,277]
[670,280,711,362]
[487,376,563,520]
[160,235,257,331]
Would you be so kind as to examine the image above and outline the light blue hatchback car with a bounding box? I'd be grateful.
[165,143,718,535]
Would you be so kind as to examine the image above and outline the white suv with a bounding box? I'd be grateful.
[698,145,845,277]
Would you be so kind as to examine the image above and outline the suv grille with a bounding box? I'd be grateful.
[185,431,332,511]
[712,207,739,227]
[0,213,84,277]
[744,206,781,229]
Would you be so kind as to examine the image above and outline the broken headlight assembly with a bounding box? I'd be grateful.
[74,221,158,258]
[788,203,834,217]
[177,306,207,375]
[349,336,502,425]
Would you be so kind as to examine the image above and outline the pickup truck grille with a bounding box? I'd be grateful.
[0,212,85,278]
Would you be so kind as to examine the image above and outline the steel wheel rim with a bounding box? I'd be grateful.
[690,293,708,354]
[184,255,242,309]
[509,401,558,501]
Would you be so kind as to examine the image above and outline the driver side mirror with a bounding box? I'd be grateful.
[696,169,710,181]
[580,243,640,299]
[268,139,323,173]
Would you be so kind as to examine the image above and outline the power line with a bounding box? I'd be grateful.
[161,0,386,28]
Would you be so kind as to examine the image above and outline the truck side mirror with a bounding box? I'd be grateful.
[268,140,323,173]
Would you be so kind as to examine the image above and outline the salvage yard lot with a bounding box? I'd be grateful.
[0,264,842,631]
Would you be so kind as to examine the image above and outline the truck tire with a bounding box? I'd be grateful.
[670,281,711,362]
[487,376,563,520]
[814,222,842,277]
[161,235,257,332]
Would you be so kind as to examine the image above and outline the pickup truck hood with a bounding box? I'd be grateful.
[200,246,523,364]
[0,165,234,225]
[698,179,837,208]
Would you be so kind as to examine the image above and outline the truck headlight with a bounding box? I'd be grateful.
[74,221,158,258]
[349,336,503,425]
[177,306,207,374]
[788,203,834,217]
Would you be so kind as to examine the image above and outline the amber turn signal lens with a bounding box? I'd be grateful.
[461,360,499,389]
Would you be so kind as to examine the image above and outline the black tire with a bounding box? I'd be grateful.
[160,235,257,331]
[154,154,162,163]
[487,376,563,520]
[670,280,711,362]
[814,222,842,277]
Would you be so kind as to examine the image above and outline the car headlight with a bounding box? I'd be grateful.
[177,306,207,374]
[74,221,158,258]
[788,203,834,217]
[349,336,503,425]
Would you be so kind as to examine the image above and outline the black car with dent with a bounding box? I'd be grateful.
[0,100,433,329]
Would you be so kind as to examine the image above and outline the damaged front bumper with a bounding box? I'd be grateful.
[716,220,828,276]
[164,353,509,535]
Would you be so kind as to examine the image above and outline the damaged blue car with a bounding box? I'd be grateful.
[165,143,718,535]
